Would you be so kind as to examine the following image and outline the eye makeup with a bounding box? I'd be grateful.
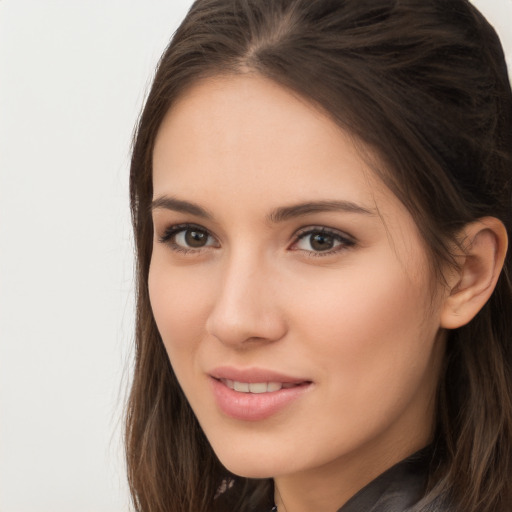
[291,226,356,257]
[157,221,356,258]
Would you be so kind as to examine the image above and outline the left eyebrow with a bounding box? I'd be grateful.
[268,200,376,223]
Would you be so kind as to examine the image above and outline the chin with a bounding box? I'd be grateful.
[220,459,278,479]
[211,441,288,479]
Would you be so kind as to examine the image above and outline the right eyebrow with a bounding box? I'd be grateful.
[150,196,213,219]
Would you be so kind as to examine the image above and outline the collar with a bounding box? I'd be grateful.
[337,446,432,512]
[270,446,434,512]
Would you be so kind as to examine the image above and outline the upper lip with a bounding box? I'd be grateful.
[209,366,310,384]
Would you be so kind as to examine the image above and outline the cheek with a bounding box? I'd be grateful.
[148,257,213,358]
[287,250,438,387]
[278,253,442,453]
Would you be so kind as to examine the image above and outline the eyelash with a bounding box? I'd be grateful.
[158,223,356,257]
[293,227,356,257]
[158,223,217,254]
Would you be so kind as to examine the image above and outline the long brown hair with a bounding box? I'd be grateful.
[126,1,512,511]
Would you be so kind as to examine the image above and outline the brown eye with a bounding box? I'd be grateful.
[309,232,335,251]
[159,224,218,251]
[293,227,355,255]
[184,228,209,248]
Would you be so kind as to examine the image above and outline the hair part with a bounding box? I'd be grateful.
[127,1,512,511]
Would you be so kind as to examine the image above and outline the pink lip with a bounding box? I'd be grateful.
[209,367,312,421]
[210,366,308,384]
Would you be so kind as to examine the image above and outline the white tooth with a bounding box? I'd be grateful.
[267,382,283,392]
[234,381,250,392]
[249,382,267,394]
[225,379,234,390]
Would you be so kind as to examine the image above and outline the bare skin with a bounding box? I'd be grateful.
[149,74,506,512]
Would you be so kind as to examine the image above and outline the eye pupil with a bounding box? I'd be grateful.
[311,233,334,251]
[185,229,208,247]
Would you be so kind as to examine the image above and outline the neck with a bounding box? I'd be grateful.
[273,433,431,512]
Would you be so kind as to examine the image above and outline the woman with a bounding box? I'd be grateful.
[125,1,512,511]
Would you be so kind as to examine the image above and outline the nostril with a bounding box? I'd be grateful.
[206,304,287,348]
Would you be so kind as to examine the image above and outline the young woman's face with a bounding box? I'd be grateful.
[149,75,447,482]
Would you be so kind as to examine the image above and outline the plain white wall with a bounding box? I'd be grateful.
[0,1,510,511]
[0,2,193,511]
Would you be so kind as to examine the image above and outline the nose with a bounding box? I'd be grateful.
[205,252,287,348]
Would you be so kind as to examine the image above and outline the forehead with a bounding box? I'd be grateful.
[153,74,380,205]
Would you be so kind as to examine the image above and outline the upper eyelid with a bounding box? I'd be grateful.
[294,225,355,241]
[159,222,212,234]
[159,224,352,236]
[156,219,217,236]
[158,223,217,244]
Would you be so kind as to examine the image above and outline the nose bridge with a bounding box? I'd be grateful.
[206,246,285,346]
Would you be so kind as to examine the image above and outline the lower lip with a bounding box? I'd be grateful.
[210,378,311,421]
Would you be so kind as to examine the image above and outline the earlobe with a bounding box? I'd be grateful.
[440,217,508,330]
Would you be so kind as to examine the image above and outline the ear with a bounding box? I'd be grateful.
[441,217,508,329]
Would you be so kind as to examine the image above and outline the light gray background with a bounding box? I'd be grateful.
[0,1,510,511]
